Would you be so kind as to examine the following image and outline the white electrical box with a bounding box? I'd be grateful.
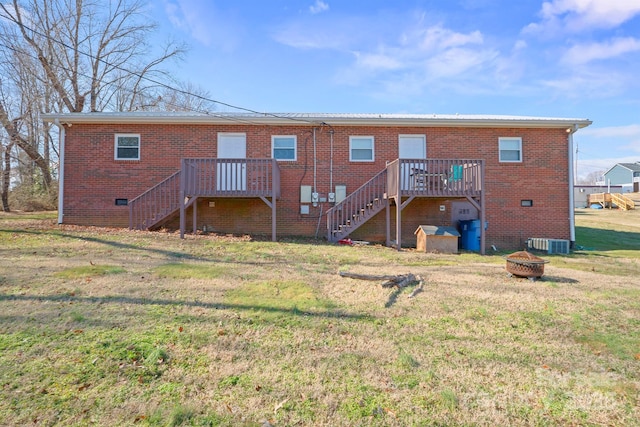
[311,192,319,203]
[328,192,336,203]
[335,185,347,203]
[300,185,312,203]
[300,205,310,215]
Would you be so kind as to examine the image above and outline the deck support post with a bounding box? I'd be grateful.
[385,197,391,246]
[192,197,198,235]
[395,196,401,250]
[179,193,185,239]
[179,159,186,239]
[259,196,277,242]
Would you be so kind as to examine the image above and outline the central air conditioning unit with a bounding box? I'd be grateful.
[527,238,570,255]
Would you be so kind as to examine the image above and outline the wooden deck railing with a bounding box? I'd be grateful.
[326,168,388,242]
[327,158,484,242]
[129,170,181,230]
[182,158,280,198]
[129,158,280,230]
[387,159,483,198]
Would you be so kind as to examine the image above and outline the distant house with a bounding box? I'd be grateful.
[42,112,592,253]
[574,185,622,208]
[603,162,640,192]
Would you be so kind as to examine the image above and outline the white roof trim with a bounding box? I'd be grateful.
[42,112,592,129]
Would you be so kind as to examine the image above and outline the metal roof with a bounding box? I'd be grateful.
[617,162,640,172]
[42,111,592,129]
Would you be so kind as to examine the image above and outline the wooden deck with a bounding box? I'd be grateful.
[588,192,635,210]
[326,159,485,252]
[129,158,280,239]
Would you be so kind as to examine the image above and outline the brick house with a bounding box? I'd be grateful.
[42,112,591,253]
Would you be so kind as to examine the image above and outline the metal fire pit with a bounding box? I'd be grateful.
[505,250,548,280]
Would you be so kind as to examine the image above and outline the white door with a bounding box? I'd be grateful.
[217,133,247,191]
[399,135,426,190]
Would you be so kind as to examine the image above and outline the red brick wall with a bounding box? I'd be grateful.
[62,123,571,250]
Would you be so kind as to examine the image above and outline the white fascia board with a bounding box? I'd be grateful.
[41,112,592,129]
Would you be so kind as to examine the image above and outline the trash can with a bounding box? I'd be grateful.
[459,219,481,251]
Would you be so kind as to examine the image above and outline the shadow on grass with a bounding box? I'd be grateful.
[1,228,211,261]
[575,226,640,252]
[3,228,322,268]
[538,275,579,284]
[0,292,372,321]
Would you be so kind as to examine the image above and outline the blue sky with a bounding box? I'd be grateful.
[149,0,640,180]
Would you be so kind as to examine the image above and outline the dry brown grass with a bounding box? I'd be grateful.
[0,209,639,426]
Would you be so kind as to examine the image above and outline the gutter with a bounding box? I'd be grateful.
[54,119,65,224]
[41,112,593,129]
[567,124,579,247]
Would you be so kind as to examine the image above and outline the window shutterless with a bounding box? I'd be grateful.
[498,137,522,163]
[115,134,140,160]
[272,135,297,161]
[349,136,374,162]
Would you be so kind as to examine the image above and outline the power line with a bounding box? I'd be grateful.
[0,41,267,126]
[0,8,320,126]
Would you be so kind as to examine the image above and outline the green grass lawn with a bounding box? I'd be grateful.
[0,210,639,426]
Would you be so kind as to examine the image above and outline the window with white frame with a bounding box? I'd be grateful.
[350,136,374,162]
[499,137,522,163]
[272,135,297,161]
[115,134,140,160]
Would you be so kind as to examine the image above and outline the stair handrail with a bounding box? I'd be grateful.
[129,170,181,230]
[326,168,388,241]
[611,192,635,210]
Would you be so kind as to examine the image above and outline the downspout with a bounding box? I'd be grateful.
[54,119,65,224]
[313,127,317,194]
[329,128,334,191]
[567,124,579,248]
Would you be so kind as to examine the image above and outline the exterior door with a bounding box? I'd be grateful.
[399,135,426,190]
[217,133,247,191]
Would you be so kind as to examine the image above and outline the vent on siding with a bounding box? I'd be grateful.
[527,238,570,255]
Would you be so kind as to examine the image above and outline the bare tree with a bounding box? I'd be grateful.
[0,0,189,210]
[1,0,186,113]
[577,170,606,185]
[155,82,216,113]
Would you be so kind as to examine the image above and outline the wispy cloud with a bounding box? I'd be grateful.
[580,125,640,154]
[309,1,329,15]
[163,0,241,50]
[581,124,640,139]
[275,13,500,97]
[562,37,640,65]
[525,0,640,34]
[541,68,631,98]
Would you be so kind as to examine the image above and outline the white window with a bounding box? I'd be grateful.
[272,135,297,161]
[350,136,374,162]
[115,134,140,160]
[499,137,522,163]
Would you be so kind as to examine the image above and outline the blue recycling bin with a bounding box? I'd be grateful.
[459,219,481,251]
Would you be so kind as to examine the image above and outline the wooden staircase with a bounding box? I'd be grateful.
[611,193,635,210]
[129,158,280,233]
[326,169,388,242]
[129,171,182,230]
[588,192,635,210]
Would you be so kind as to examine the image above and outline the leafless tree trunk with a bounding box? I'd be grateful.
[1,140,13,212]
[0,0,190,210]
[0,103,51,188]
